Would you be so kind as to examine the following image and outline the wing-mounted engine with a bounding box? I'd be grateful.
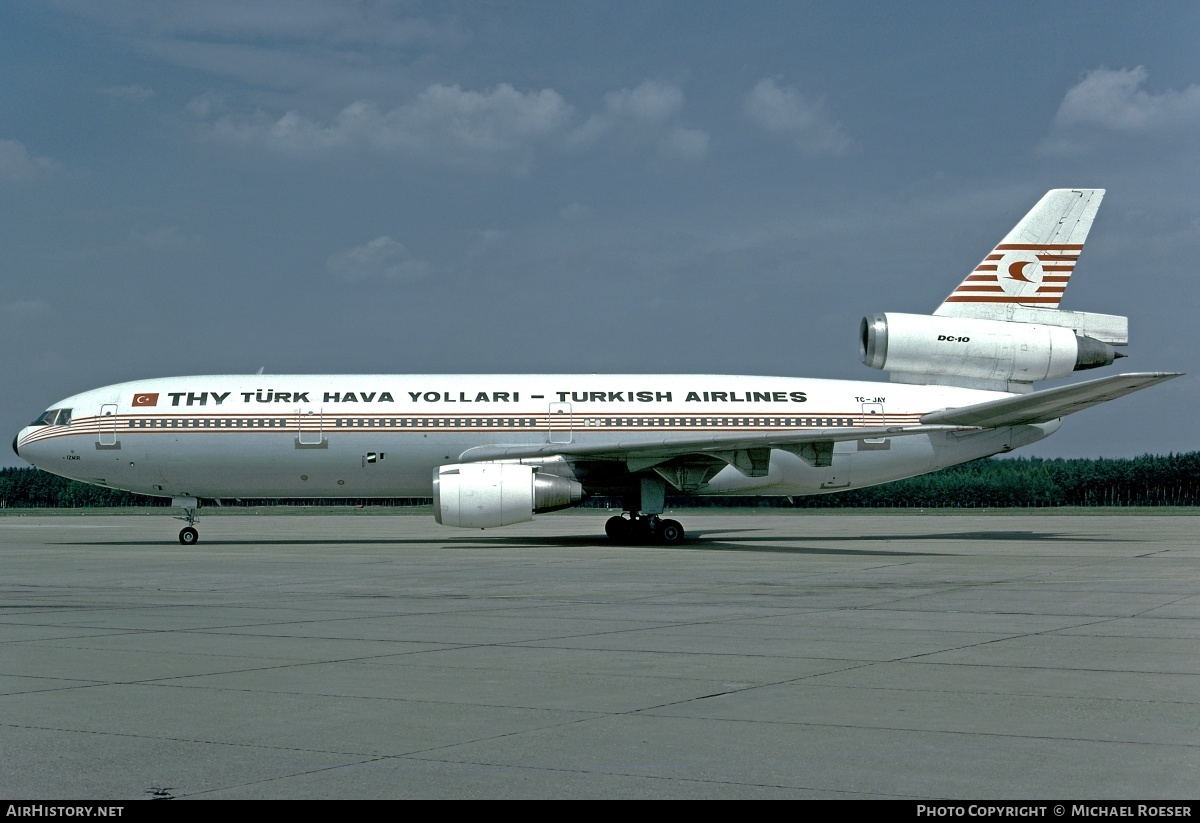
[860,312,1125,392]
[432,463,583,528]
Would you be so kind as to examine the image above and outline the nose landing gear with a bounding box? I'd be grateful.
[172,496,200,545]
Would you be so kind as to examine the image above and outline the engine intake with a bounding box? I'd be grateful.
[860,312,1119,390]
[433,463,583,528]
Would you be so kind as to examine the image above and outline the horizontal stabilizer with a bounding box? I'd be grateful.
[919,372,1181,428]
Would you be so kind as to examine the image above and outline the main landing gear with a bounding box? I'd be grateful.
[605,514,686,545]
[173,496,200,545]
[605,475,686,544]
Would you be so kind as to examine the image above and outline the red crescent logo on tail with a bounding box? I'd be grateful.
[1008,261,1034,282]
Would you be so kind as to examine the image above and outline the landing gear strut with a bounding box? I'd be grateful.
[173,496,200,545]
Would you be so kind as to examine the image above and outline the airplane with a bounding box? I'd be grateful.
[13,188,1180,546]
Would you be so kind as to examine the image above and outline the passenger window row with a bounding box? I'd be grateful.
[118,415,857,429]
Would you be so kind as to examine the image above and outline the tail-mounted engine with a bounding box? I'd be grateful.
[860,312,1124,392]
[433,463,583,528]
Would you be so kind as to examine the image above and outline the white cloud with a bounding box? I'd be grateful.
[604,81,684,123]
[565,80,708,161]
[98,85,155,101]
[186,91,224,120]
[1041,67,1200,155]
[131,226,204,251]
[326,236,432,282]
[0,138,63,182]
[477,229,508,244]
[50,2,471,114]
[743,77,850,156]
[123,0,460,48]
[202,83,573,173]
[2,299,52,320]
[197,78,710,169]
[659,127,709,161]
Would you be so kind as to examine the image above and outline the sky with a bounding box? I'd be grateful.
[2,0,1198,466]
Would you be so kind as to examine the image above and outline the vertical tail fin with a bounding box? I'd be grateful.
[935,188,1104,317]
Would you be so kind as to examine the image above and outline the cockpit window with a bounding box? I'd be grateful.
[31,408,72,426]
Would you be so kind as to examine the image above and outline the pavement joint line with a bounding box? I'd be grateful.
[176,750,898,801]
[7,708,1198,754]
[5,513,1197,798]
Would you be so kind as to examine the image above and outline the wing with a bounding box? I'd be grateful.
[455,372,1181,486]
[458,422,967,477]
[919,372,1182,428]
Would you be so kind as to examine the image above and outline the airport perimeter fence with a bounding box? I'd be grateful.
[3,453,1200,510]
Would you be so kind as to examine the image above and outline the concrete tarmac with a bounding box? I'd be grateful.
[1,511,1198,800]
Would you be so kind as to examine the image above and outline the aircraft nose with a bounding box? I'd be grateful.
[12,433,19,458]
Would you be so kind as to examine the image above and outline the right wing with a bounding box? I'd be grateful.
[458,423,967,476]
[454,371,1179,486]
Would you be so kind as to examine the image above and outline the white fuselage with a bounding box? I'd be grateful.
[15,374,1058,501]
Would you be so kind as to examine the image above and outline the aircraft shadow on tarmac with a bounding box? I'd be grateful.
[60,535,942,556]
[60,527,1113,556]
[467,528,1110,555]
[702,528,1122,543]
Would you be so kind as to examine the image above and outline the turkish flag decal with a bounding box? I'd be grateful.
[132,393,159,407]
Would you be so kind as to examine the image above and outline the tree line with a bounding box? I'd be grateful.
[750,451,1200,508]
[3,452,1199,509]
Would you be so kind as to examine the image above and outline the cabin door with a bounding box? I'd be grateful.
[296,408,325,447]
[859,402,889,448]
[548,402,572,443]
[98,404,118,447]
